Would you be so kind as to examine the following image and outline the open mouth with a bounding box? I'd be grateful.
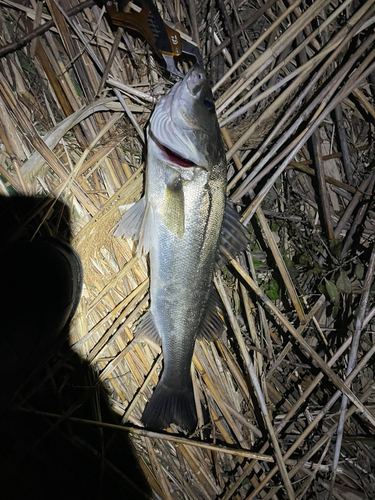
[162,145,196,168]
[152,133,196,168]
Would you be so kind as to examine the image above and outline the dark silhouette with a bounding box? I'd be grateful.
[0,196,152,500]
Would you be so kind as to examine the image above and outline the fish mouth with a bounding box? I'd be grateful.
[161,144,196,168]
[150,131,197,168]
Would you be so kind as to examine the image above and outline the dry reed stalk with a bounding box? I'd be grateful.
[252,346,375,499]
[1,1,375,498]
[225,255,375,424]
[215,274,296,499]
[227,0,375,194]
[330,243,375,495]
[256,206,306,321]
[240,47,375,225]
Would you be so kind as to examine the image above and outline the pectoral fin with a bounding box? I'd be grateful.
[160,178,185,238]
[216,202,250,269]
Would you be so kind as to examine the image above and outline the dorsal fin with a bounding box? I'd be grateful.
[198,286,226,342]
[216,202,250,269]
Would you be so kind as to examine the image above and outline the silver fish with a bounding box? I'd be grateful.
[115,66,247,431]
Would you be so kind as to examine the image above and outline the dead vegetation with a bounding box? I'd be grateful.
[0,0,375,498]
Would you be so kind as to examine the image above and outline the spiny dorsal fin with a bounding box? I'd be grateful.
[216,202,250,270]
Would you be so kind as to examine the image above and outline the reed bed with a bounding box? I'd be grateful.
[0,0,375,498]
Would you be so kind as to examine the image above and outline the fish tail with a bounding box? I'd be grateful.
[142,378,197,432]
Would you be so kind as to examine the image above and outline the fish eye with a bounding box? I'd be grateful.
[204,99,215,110]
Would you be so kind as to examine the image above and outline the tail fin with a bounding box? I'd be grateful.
[142,380,197,432]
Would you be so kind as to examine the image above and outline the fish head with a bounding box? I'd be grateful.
[172,65,218,134]
[149,65,225,174]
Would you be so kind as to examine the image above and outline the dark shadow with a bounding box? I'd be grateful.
[0,196,152,500]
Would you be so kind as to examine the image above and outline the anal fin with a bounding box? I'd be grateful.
[133,311,161,349]
[216,202,250,269]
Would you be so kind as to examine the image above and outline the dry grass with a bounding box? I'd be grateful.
[1,0,375,498]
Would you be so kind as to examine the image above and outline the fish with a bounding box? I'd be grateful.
[115,65,249,431]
